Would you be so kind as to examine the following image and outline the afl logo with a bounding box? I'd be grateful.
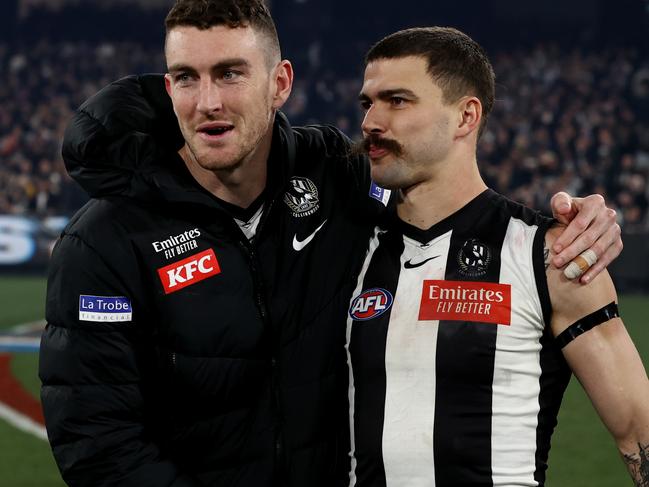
[349,288,394,321]
[458,238,491,277]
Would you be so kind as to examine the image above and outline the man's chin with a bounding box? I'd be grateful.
[182,149,240,173]
[370,168,418,191]
[196,157,241,172]
[370,165,400,190]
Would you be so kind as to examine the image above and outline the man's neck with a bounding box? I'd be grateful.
[180,130,272,209]
[396,157,487,230]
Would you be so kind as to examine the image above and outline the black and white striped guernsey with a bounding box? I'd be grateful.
[345,189,572,487]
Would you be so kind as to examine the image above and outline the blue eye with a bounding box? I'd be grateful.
[175,73,193,84]
[223,70,240,81]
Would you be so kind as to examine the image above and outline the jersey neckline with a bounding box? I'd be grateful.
[388,189,498,244]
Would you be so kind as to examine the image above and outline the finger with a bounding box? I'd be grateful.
[579,231,623,284]
[553,231,595,268]
[550,192,573,217]
[552,195,605,253]
[580,260,606,284]
[552,213,595,258]
[563,250,598,279]
[553,214,616,268]
[551,193,578,226]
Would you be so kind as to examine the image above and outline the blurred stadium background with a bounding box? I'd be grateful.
[0,0,648,485]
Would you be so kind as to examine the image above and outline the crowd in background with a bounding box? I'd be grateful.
[0,41,164,216]
[1,39,648,231]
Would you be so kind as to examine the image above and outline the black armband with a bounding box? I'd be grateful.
[555,301,619,349]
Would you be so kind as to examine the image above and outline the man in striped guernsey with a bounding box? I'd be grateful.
[346,27,649,487]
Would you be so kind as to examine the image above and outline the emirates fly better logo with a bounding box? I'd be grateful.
[419,280,511,325]
[157,248,221,294]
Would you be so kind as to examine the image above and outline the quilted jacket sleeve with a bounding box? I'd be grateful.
[39,226,202,487]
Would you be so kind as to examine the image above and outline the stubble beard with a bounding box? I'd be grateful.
[180,91,275,176]
[184,138,243,173]
[183,118,268,175]
[370,155,411,190]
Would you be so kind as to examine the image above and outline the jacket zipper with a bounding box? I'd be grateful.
[255,197,286,478]
[237,237,285,478]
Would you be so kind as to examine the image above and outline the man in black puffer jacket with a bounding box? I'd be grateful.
[40,2,379,485]
[39,1,623,486]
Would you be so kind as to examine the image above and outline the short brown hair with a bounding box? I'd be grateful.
[165,0,280,64]
[366,27,495,137]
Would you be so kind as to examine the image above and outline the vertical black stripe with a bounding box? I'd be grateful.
[531,219,572,486]
[532,218,553,327]
[433,218,509,486]
[349,230,404,487]
[533,328,571,486]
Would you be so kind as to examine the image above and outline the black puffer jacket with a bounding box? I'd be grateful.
[40,74,384,487]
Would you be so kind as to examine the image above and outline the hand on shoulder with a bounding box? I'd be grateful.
[544,224,618,338]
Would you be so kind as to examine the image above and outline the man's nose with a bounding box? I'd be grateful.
[361,105,386,135]
[197,79,223,114]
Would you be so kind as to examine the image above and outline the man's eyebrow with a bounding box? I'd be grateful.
[358,88,419,102]
[168,58,251,73]
[167,63,195,74]
[378,89,418,100]
[210,58,251,71]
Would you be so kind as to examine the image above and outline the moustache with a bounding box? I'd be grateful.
[351,134,403,158]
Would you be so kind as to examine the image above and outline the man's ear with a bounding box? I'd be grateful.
[455,96,482,138]
[164,73,173,97]
[272,60,294,109]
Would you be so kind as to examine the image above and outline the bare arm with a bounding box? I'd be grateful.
[545,226,649,485]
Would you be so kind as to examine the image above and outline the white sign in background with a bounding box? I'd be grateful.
[0,215,68,268]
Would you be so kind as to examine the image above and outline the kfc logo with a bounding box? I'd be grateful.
[158,249,221,294]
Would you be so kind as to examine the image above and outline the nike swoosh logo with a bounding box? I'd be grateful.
[293,220,327,251]
[404,255,440,269]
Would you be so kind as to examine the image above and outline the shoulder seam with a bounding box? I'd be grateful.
[77,107,106,129]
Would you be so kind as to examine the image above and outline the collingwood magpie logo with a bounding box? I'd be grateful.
[284,177,320,217]
[457,238,491,277]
